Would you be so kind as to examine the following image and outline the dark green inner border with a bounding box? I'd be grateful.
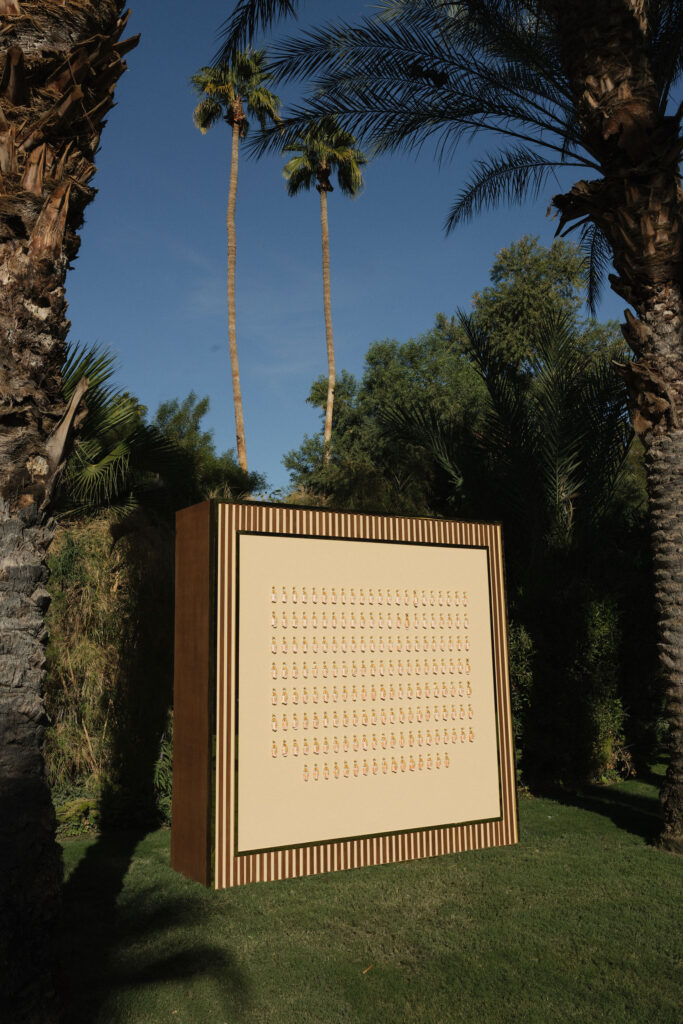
[207,505,218,883]
[233,528,505,859]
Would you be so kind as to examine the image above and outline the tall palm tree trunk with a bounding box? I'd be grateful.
[227,116,248,472]
[0,5,137,1019]
[631,287,683,852]
[319,183,335,462]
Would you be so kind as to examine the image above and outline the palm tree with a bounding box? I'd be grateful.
[218,0,683,851]
[283,116,366,460]
[58,348,265,515]
[0,4,137,1018]
[57,344,184,517]
[191,51,280,473]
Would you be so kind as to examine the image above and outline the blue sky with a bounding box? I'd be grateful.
[66,0,627,493]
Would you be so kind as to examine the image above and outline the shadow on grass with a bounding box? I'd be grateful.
[59,828,249,1022]
[543,779,662,843]
[57,516,249,1020]
[640,764,667,788]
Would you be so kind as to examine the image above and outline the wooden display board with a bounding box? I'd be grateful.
[171,501,518,888]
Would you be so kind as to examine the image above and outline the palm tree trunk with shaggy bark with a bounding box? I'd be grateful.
[0,4,137,1019]
[622,286,683,853]
[548,0,683,850]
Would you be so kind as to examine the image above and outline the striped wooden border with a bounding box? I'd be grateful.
[214,502,518,889]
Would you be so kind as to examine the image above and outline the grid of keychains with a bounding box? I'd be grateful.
[268,586,475,780]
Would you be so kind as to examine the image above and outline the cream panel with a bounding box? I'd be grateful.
[236,533,501,853]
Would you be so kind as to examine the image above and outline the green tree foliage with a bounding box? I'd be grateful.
[286,238,636,516]
[463,311,644,783]
[455,311,633,550]
[470,236,621,367]
[283,316,487,514]
[387,311,658,784]
[152,391,265,504]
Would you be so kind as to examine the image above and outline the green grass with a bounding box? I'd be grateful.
[59,773,682,1024]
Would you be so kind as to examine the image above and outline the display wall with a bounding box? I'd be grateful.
[171,501,518,889]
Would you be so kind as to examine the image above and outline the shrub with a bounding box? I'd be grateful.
[152,711,174,826]
[576,599,632,782]
[45,515,174,831]
[507,621,534,776]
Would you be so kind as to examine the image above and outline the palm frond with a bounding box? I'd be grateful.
[379,401,465,495]
[58,343,183,516]
[61,344,140,442]
[648,0,683,106]
[65,442,131,504]
[446,146,562,232]
[456,310,539,530]
[61,343,118,401]
[193,96,224,133]
[191,49,280,134]
[574,353,632,527]
[335,148,366,196]
[277,114,366,196]
[283,154,314,194]
[579,222,613,317]
[246,84,281,126]
[191,64,236,101]
[528,317,588,541]
[455,308,625,545]
[216,0,299,62]
[245,0,598,230]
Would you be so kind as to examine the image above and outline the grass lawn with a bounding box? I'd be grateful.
[59,771,682,1024]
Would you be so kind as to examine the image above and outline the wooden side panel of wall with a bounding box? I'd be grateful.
[170,501,213,884]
